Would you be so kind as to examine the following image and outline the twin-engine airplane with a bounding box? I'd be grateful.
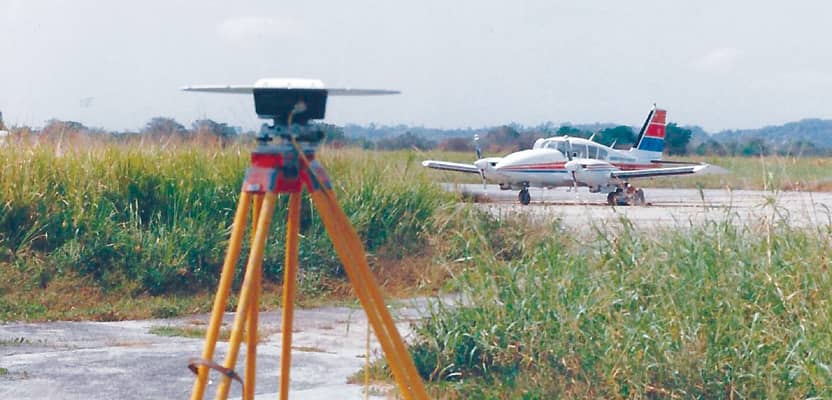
[423,106,711,205]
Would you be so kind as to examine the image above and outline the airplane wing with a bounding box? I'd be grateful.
[611,164,707,179]
[421,160,480,174]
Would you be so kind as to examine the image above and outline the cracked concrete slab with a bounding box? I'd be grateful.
[0,298,435,400]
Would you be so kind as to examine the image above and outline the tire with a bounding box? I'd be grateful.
[519,189,531,205]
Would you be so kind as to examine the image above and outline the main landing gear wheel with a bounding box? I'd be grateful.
[634,189,645,206]
[607,186,646,206]
[519,189,531,205]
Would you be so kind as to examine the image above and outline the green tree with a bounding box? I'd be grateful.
[556,125,586,137]
[596,125,635,148]
[377,131,436,150]
[438,136,474,152]
[142,117,186,137]
[665,123,692,155]
[191,119,237,146]
[695,140,728,156]
[741,138,770,156]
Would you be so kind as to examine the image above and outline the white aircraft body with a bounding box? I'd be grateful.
[423,107,711,205]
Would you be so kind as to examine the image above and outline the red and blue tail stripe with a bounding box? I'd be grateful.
[636,109,666,153]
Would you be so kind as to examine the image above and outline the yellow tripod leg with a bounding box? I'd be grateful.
[243,194,266,400]
[310,189,428,400]
[215,192,279,400]
[278,192,302,400]
[191,192,251,400]
[319,192,426,399]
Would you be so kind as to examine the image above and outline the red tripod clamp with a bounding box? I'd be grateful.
[242,143,332,194]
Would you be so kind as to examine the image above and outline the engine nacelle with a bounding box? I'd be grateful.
[569,159,617,188]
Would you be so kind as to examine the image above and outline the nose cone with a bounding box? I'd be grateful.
[564,160,582,172]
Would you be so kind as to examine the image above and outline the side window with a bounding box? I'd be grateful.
[588,145,599,159]
[574,144,588,159]
[598,148,608,160]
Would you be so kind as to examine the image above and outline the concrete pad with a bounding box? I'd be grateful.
[0,298,434,400]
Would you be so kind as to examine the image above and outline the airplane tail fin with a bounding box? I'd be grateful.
[630,106,667,160]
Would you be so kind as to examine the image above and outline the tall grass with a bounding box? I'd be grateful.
[0,142,452,320]
[412,212,832,398]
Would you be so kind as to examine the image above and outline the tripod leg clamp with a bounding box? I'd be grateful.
[188,357,245,389]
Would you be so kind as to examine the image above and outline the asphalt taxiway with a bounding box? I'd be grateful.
[444,183,832,229]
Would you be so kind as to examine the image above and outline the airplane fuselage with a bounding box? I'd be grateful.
[422,107,709,205]
[478,136,657,192]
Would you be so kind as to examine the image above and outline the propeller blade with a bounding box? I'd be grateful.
[571,171,580,201]
[479,169,487,191]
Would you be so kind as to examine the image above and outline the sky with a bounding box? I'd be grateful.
[1,0,831,133]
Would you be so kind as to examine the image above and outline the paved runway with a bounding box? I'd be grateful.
[444,183,832,229]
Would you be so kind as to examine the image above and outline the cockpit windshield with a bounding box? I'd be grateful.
[556,141,569,157]
[537,138,615,161]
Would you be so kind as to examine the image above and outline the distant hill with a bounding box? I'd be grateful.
[711,119,832,149]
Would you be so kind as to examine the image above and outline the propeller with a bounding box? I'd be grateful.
[566,139,574,161]
[474,135,487,191]
[570,171,579,191]
[564,159,582,199]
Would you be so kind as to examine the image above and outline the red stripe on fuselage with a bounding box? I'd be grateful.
[498,161,660,172]
[499,162,566,170]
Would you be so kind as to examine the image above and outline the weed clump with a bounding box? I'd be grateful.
[412,215,832,398]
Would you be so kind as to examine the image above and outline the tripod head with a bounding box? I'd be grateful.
[254,86,327,145]
[182,78,398,145]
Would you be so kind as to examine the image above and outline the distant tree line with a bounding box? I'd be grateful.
[349,123,831,157]
[3,117,245,148]
[3,117,829,157]
[358,123,695,155]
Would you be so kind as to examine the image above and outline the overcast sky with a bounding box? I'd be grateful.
[2,0,831,132]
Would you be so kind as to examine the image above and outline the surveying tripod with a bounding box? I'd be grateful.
[188,116,428,400]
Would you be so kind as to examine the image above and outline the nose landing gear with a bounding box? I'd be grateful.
[519,187,531,205]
